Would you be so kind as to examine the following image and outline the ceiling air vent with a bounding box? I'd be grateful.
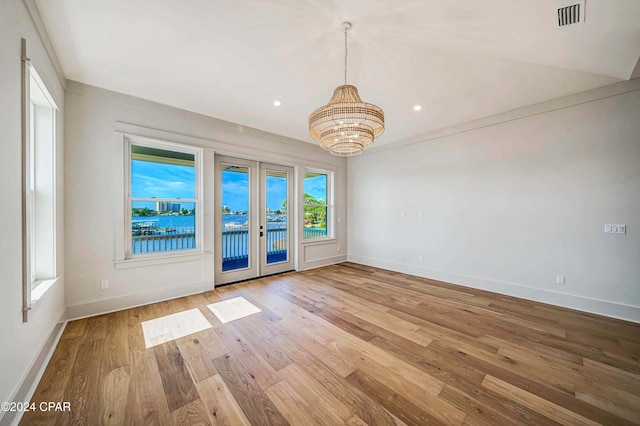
[557,1,585,27]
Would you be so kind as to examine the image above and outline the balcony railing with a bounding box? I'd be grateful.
[132,226,327,269]
[303,228,328,239]
[221,228,289,271]
[132,227,289,258]
[132,228,196,254]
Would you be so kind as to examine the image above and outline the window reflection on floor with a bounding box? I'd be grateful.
[207,296,262,323]
[141,308,212,348]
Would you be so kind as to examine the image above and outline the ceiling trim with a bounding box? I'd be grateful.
[114,121,340,172]
[369,79,640,155]
[22,0,66,89]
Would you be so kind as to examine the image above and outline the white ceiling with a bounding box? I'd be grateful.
[36,0,640,147]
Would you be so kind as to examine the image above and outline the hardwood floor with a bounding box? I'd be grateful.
[22,263,640,425]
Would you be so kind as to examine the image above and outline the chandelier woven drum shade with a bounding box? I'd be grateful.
[308,22,384,156]
[308,85,384,156]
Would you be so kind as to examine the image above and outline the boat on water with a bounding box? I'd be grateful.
[224,221,248,229]
[132,219,160,235]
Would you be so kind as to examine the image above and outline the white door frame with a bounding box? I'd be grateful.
[215,155,294,285]
[260,162,295,276]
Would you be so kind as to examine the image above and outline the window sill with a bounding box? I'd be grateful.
[301,237,337,246]
[114,251,212,270]
[31,277,59,304]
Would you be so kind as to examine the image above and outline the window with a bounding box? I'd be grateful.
[25,65,58,299]
[127,140,201,257]
[303,170,332,239]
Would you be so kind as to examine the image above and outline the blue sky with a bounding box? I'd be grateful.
[222,171,289,211]
[132,160,195,199]
[222,173,327,211]
[304,175,327,203]
[221,170,250,211]
[132,160,326,212]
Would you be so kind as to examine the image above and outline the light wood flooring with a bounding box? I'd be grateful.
[22,263,640,425]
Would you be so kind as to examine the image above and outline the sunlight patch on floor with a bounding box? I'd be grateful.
[207,296,262,323]
[141,308,212,348]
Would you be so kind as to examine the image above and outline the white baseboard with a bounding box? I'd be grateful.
[347,255,640,323]
[65,280,214,320]
[0,312,67,426]
[302,254,348,271]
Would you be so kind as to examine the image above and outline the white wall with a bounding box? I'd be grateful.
[64,82,347,319]
[0,0,66,420]
[348,81,640,322]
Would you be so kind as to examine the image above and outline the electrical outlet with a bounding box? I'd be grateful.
[418,255,424,262]
[337,245,341,252]
[556,275,565,285]
[400,211,405,218]
[100,280,109,290]
[604,224,626,234]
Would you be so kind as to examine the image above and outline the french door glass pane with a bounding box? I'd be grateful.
[222,165,250,271]
[266,170,288,265]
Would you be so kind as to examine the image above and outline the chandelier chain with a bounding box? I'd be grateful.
[344,26,348,85]
[308,21,384,156]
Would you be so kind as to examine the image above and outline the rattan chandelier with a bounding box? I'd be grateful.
[308,22,384,156]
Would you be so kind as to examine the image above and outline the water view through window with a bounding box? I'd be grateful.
[221,166,290,272]
[304,172,329,239]
[221,165,250,271]
[130,144,197,255]
[265,170,288,265]
[130,154,328,263]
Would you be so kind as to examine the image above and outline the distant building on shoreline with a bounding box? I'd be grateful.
[156,201,180,212]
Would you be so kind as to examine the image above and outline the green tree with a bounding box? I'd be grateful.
[303,193,326,229]
[132,206,157,217]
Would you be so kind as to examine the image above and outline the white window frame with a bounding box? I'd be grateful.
[302,168,334,241]
[22,50,59,322]
[125,137,203,259]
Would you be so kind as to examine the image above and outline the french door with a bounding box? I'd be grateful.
[214,155,294,285]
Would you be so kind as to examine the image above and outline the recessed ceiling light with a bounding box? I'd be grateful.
[413,105,422,111]
[273,100,282,107]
